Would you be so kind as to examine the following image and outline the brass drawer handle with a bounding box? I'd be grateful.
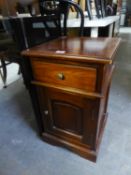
[57,73,65,80]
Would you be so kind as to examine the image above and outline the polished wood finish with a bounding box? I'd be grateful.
[22,36,120,162]
[31,61,97,92]
[22,37,120,64]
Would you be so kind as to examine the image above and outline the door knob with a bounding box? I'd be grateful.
[44,110,49,115]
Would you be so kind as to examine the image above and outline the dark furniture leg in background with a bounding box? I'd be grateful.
[0,51,7,88]
[85,0,92,20]
[94,0,101,18]
[100,0,106,17]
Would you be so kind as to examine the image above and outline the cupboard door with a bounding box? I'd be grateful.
[37,87,98,148]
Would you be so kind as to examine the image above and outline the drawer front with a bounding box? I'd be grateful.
[31,60,97,92]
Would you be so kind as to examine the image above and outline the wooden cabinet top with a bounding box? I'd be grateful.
[22,37,121,64]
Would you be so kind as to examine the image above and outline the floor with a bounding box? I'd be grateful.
[0,32,131,175]
[119,27,131,33]
[0,63,20,90]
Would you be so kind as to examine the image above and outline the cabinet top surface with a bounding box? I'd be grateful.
[22,37,121,64]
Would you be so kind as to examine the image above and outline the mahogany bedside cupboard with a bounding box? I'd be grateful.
[22,37,120,162]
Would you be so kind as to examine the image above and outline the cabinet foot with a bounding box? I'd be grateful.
[42,132,97,162]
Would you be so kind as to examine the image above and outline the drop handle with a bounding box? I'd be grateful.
[57,73,65,80]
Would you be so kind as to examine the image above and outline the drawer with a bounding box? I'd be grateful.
[31,60,97,92]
